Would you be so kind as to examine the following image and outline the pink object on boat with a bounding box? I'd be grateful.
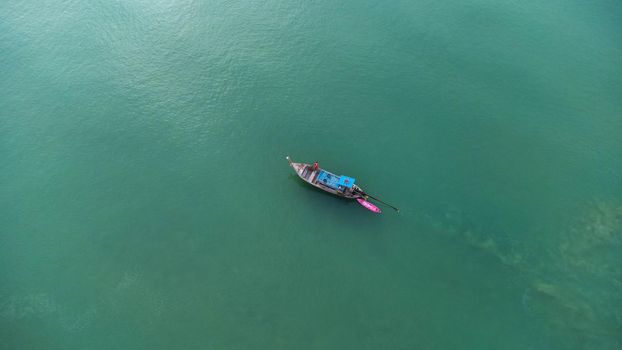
[356,198,381,213]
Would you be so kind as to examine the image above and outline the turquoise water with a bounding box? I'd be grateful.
[2,0,621,349]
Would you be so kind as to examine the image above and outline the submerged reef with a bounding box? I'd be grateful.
[433,200,622,349]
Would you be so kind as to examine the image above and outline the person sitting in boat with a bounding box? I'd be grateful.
[312,161,319,171]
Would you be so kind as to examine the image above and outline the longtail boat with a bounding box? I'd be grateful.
[286,156,399,213]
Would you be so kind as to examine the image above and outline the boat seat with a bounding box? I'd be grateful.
[310,170,318,183]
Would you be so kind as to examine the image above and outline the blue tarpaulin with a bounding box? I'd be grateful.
[317,170,340,190]
[338,176,355,188]
[317,170,355,190]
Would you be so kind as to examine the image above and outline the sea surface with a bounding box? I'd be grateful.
[2,0,621,349]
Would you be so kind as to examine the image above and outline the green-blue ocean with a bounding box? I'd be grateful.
[2,0,621,349]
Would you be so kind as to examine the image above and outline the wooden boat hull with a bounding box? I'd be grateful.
[286,156,363,199]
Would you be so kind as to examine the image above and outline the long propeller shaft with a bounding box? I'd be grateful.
[355,190,400,212]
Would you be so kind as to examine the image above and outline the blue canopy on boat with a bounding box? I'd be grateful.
[317,170,355,190]
[338,176,355,188]
[317,170,340,190]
